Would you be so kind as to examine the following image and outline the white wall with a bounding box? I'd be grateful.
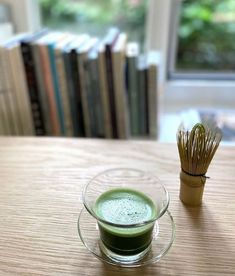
[146,0,171,84]
[0,0,41,33]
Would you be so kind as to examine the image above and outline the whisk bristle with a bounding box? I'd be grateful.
[177,123,222,176]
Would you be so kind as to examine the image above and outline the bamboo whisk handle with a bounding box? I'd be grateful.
[179,170,206,206]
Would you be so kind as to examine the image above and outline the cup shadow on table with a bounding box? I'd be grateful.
[99,262,157,276]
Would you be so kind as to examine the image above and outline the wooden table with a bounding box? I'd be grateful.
[0,137,234,276]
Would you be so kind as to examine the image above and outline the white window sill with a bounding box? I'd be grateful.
[162,80,235,112]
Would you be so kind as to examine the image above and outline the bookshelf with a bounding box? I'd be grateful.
[0,28,159,139]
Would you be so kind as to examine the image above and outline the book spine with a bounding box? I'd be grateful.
[4,49,22,135]
[70,49,86,137]
[0,80,7,134]
[0,92,9,134]
[0,96,5,134]
[145,68,149,135]
[112,51,129,139]
[127,56,139,136]
[77,52,91,137]
[32,44,52,135]
[138,66,148,135]
[8,48,25,135]
[63,51,79,136]
[83,59,96,137]
[90,58,104,138]
[13,46,35,135]
[55,48,74,136]
[38,44,60,136]
[0,48,11,134]
[148,64,158,138]
[48,44,65,135]
[105,44,118,138]
[98,49,112,138]
[21,42,46,135]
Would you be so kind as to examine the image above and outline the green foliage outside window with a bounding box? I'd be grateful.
[177,0,235,71]
[40,0,147,47]
[40,0,235,71]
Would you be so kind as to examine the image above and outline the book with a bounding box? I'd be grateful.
[112,33,129,139]
[20,30,48,136]
[83,56,95,137]
[103,28,120,138]
[77,37,99,137]
[6,41,34,135]
[84,40,106,138]
[31,41,52,135]
[0,50,9,134]
[36,32,63,136]
[146,51,159,139]
[0,46,12,134]
[70,35,91,137]
[0,87,6,134]
[126,42,139,136]
[63,42,78,136]
[0,29,161,140]
[137,55,148,136]
[48,36,68,135]
[63,34,89,136]
[6,45,24,135]
[54,34,76,136]
[84,43,101,137]
[1,37,25,135]
[98,43,112,138]
[0,95,5,134]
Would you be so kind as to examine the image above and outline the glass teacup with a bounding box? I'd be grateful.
[82,168,169,263]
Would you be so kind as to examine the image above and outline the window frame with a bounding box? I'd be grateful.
[167,0,235,81]
[146,0,235,109]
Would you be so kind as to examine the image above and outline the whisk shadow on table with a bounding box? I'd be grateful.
[182,203,234,268]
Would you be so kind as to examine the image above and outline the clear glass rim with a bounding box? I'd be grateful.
[82,168,170,228]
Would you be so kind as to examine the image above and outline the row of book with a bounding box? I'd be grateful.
[0,28,159,139]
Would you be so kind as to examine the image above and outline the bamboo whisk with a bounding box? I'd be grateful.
[177,123,222,176]
[177,122,222,206]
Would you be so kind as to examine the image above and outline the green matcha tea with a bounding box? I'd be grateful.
[94,188,157,255]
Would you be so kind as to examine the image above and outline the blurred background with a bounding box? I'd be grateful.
[0,0,234,143]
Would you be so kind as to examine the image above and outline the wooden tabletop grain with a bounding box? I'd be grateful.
[0,137,234,276]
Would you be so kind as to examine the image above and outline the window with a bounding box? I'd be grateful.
[146,0,235,144]
[39,0,148,49]
[169,0,235,79]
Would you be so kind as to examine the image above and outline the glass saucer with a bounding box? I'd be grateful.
[78,207,175,268]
